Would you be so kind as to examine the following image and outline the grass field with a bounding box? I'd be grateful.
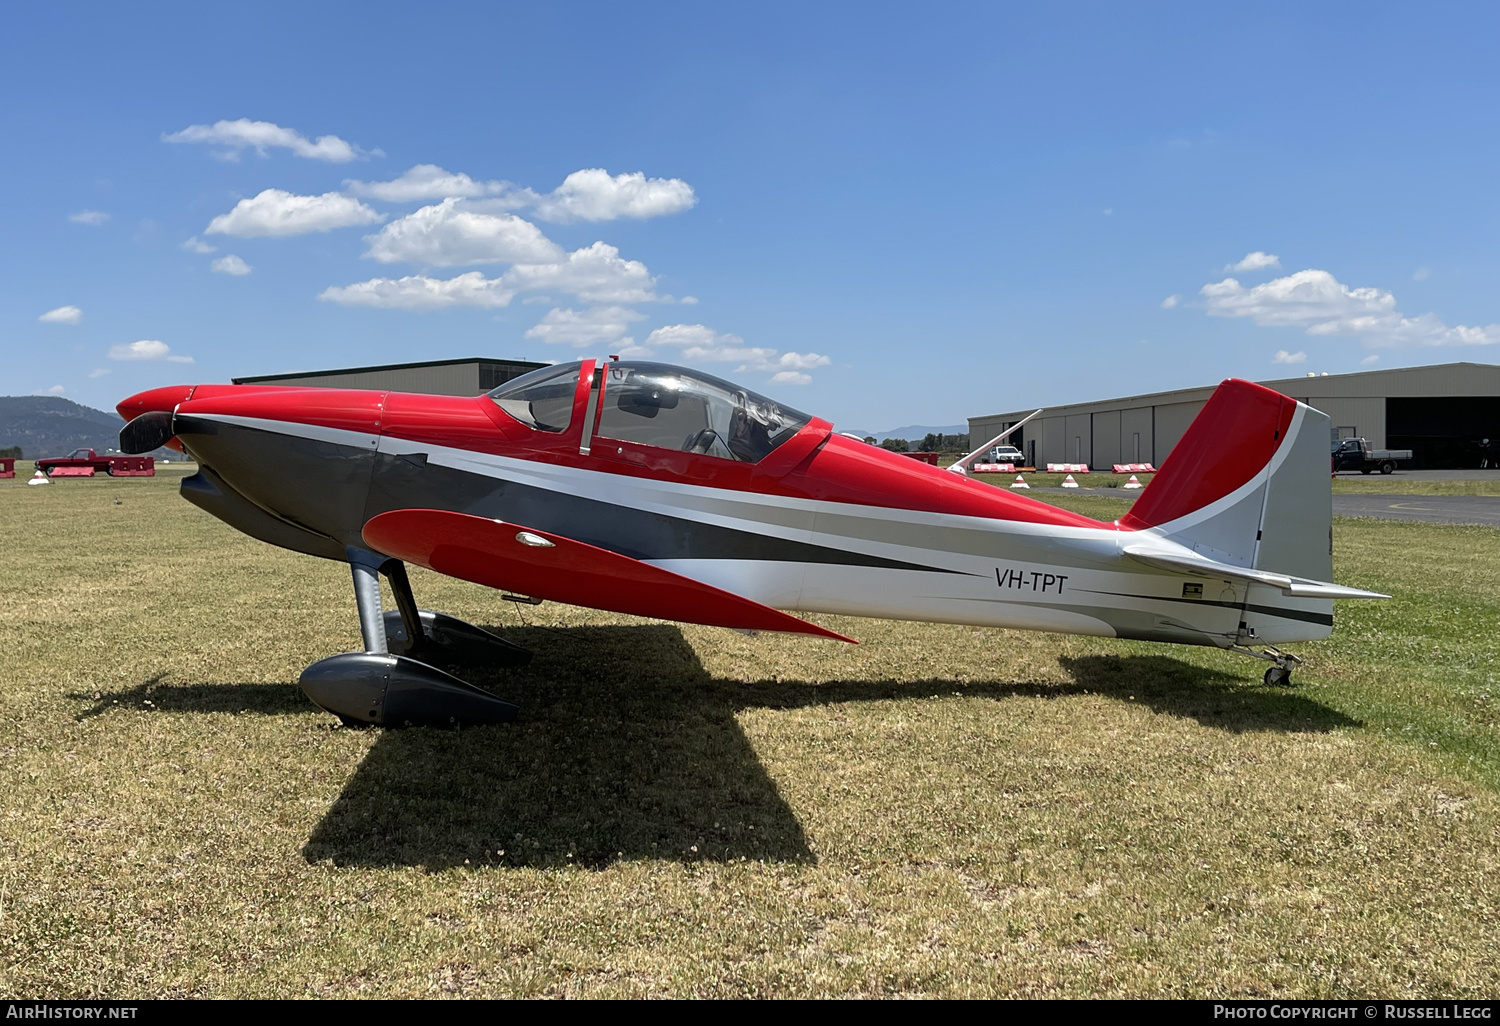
[2,464,1498,997]
[968,470,1500,496]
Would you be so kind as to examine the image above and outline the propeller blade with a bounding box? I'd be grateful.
[119,411,175,454]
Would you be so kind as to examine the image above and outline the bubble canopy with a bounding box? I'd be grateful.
[489,360,812,463]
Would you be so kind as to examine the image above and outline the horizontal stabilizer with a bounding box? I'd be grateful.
[362,509,855,642]
[1123,544,1389,600]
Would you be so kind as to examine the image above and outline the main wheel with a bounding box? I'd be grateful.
[1263,665,1291,687]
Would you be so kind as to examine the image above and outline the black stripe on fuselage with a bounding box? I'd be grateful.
[1079,589,1334,627]
[367,451,971,574]
[186,416,967,575]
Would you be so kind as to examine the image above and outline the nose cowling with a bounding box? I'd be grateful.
[117,385,197,422]
[166,385,388,551]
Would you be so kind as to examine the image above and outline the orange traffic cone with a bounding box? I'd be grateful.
[1010,474,1029,489]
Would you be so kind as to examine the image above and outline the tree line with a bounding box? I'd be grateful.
[868,433,970,453]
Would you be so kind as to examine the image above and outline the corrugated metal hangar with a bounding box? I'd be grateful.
[970,361,1500,470]
[234,357,549,396]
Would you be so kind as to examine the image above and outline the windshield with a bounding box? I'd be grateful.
[597,361,812,463]
[488,362,580,432]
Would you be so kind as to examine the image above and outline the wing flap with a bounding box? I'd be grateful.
[1123,544,1388,600]
[363,509,855,642]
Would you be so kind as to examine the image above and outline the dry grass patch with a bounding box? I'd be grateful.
[0,469,1496,997]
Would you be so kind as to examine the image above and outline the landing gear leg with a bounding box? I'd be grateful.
[379,559,532,669]
[296,548,521,728]
[1230,643,1303,686]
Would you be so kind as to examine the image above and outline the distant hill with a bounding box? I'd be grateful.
[842,424,969,444]
[0,395,132,459]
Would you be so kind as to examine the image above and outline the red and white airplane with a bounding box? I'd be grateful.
[117,358,1385,727]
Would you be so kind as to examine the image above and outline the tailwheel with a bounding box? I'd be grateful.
[1232,642,1302,687]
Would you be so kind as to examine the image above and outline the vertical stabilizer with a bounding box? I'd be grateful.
[1121,378,1332,584]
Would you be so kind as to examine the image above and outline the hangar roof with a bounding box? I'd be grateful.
[233,356,545,385]
[972,361,1500,424]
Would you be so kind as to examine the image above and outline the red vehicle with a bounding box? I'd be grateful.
[0,458,14,479]
[35,448,155,477]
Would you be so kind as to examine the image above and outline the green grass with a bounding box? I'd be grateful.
[1,469,1498,997]
[1331,477,1500,496]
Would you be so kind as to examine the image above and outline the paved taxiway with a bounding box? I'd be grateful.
[1328,494,1500,527]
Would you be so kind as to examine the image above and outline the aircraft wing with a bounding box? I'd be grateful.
[363,509,855,642]
[1122,544,1388,599]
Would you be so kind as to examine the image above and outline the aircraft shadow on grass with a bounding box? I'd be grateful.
[72,624,1359,872]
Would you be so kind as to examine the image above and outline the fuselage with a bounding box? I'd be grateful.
[118,360,1334,648]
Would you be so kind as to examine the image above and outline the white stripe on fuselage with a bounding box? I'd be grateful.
[190,412,1326,643]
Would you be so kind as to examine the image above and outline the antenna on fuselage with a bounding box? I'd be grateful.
[947,409,1043,476]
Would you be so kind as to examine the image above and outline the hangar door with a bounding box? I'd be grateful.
[1388,396,1500,468]
[1092,411,1121,470]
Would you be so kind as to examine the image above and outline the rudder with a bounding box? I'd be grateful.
[1120,379,1332,583]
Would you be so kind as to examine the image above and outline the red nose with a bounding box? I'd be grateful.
[117,385,196,422]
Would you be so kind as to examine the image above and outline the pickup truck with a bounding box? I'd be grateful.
[35,448,155,477]
[1331,438,1412,475]
[987,445,1026,465]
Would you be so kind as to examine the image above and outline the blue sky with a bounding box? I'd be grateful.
[3,2,1499,429]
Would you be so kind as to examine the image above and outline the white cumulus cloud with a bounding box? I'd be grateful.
[1227,251,1280,273]
[1160,294,1181,309]
[108,339,193,363]
[524,306,644,347]
[69,210,109,225]
[642,324,829,383]
[322,241,660,310]
[206,189,384,238]
[318,272,514,311]
[40,385,65,395]
[1201,268,1500,348]
[211,254,252,276]
[772,351,831,371]
[344,164,513,202]
[39,305,83,324]
[164,119,376,162]
[1360,355,1381,366]
[362,199,563,266]
[88,368,111,378]
[1272,350,1307,365]
[182,236,217,254]
[345,165,697,224]
[531,169,697,223]
[500,242,660,303]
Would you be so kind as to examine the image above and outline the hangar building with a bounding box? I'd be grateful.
[234,357,549,396]
[969,361,1500,471]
